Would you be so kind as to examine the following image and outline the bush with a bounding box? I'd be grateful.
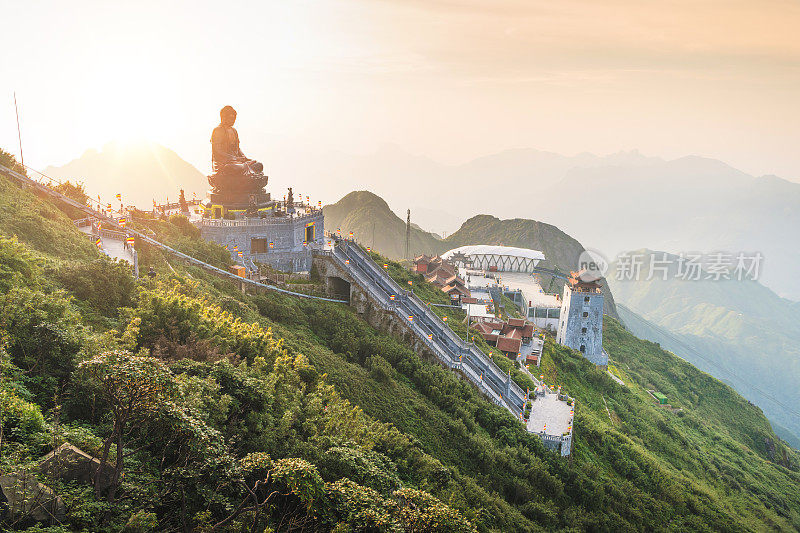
[0,288,82,405]
[0,387,46,440]
[168,214,200,238]
[366,355,394,383]
[319,445,401,494]
[54,258,135,317]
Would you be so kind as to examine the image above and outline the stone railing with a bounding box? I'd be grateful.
[333,240,522,413]
[197,210,321,227]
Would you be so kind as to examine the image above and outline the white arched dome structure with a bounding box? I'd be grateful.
[441,245,545,273]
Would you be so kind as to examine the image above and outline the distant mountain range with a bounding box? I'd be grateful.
[45,142,800,299]
[324,190,620,317]
[608,250,800,445]
[280,145,800,301]
[44,141,207,208]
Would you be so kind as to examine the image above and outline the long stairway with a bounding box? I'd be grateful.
[329,238,531,417]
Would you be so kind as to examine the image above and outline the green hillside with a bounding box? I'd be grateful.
[325,191,618,318]
[608,250,800,447]
[324,191,443,259]
[1,162,799,531]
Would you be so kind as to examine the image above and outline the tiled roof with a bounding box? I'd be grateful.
[496,336,522,353]
[472,322,494,334]
[505,328,522,340]
[442,284,469,296]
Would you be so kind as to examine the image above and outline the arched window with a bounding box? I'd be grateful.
[580,345,586,353]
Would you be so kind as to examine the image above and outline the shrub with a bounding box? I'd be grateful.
[168,214,200,238]
[0,387,46,439]
[366,355,393,383]
[54,258,136,317]
[0,288,82,405]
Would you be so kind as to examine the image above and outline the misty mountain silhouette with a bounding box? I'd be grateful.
[44,141,207,208]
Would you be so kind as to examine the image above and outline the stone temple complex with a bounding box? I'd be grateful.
[196,106,324,272]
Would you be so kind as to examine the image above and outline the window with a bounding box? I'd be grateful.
[251,238,268,253]
[584,296,590,303]
[582,311,588,318]
[580,345,586,353]
[305,223,315,242]
[581,327,587,334]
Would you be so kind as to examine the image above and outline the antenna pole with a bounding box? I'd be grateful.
[406,209,411,261]
[14,92,24,168]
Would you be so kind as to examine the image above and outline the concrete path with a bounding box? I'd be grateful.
[78,224,135,264]
[501,272,560,308]
[527,390,573,436]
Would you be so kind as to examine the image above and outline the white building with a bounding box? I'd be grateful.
[442,245,545,273]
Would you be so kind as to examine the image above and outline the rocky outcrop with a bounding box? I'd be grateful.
[0,471,65,524]
[39,443,114,491]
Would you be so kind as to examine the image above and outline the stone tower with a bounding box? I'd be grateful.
[555,272,608,366]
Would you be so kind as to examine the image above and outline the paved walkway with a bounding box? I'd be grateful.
[501,272,560,308]
[78,224,135,264]
[518,337,544,365]
[527,389,573,436]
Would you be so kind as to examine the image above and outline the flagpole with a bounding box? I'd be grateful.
[14,92,24,168]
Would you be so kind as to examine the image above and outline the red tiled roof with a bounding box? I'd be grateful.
[508,318,525,328]
[442,284,469,296]
[505,328,522,340]
[428,263,455,277]
[483,334,499,344]
[443,275,465,286]
[472,322,494,334]
[496,336,522,354]
[520,324,534,338]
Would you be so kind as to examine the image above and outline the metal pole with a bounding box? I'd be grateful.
[13,92,24,168]
[466,302,471,343]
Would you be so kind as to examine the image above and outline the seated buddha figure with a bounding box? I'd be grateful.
[209,105,266,192]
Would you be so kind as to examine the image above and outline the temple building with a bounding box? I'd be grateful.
[195,106,324,272]
[555,272,608,366]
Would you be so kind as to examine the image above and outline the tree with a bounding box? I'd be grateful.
[0,148,26,176]
[53,180,89,205]
[78,350,175,502]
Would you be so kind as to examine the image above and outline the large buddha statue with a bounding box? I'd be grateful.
[208,106,267,194]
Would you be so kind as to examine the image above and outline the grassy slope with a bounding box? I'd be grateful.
[2,172,800,531]
[359,248,800,530]
[538,321,800,531]
[608,250,800,446]
[0,169,98,262]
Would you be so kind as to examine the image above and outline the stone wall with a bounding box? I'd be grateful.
[199,212,323,272]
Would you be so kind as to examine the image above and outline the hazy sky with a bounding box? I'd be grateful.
[2,0,799,180]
